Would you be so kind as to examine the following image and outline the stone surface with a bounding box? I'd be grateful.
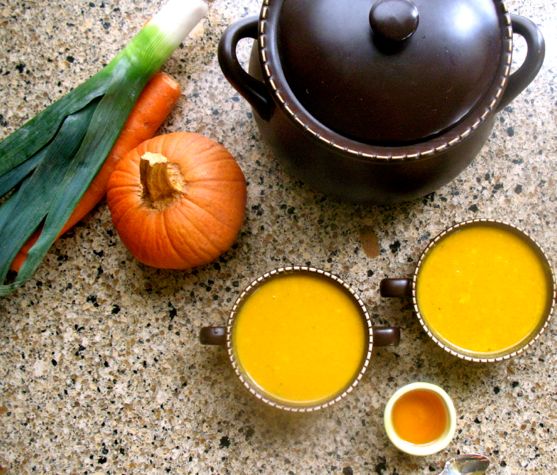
[0,0,556,473]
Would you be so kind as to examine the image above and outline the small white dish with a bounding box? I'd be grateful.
[384,382,457,456]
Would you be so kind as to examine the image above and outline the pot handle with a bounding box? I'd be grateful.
[497,14,545,112]
[218,16,274,120]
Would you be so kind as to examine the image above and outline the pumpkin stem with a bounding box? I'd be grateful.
[140,152,186,204]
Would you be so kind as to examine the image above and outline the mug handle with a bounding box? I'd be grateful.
[373,326,401,346]
[200,326,226,345]
[218,16,274,120]
[380,278,412,298]
[496,14,545,112]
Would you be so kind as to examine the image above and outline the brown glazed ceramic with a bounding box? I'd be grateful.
[218,0,545,203]
[200,266,400,411]
[380,219,556,362]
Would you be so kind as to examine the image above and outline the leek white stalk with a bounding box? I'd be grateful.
[150,0,208,49]
[0,0,207,296]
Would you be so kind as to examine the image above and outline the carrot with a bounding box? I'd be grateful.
[10,71,182,272]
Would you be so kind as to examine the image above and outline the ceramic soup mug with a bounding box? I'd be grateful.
[381,219,555,362]
[201,266,400,411]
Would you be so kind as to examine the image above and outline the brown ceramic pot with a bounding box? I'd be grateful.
[219,0,545,203]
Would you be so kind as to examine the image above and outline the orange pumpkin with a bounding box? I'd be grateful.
[107,132,246,269]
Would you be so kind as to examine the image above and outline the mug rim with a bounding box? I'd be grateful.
[411,218,556,362]
[225,266,373,412]
[383,382,457,456]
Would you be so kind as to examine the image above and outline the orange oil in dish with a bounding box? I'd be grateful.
[391,389,448,444]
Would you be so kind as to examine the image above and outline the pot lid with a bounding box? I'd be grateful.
[273,0,505,145]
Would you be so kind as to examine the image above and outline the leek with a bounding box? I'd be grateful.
[0,0,207,296]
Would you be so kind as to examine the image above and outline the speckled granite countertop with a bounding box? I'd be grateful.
[0,0,555,473]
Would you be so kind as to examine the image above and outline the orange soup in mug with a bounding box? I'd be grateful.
[232,272,367,405]
[381,220,555,361]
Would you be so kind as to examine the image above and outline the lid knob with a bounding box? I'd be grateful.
[369,0,419,42]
